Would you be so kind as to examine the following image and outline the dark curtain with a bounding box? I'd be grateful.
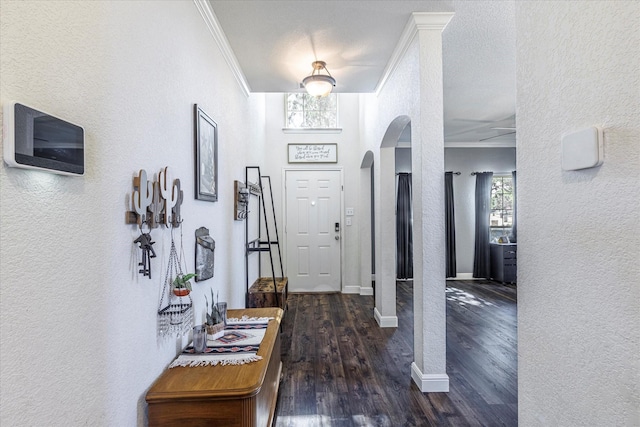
[396,173,413,279]
[509,171,517,243]
[445,172,457,278]
[473,172,493,278]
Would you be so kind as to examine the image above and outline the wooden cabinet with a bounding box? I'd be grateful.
[146,308,283,427]
[490,243,517,283]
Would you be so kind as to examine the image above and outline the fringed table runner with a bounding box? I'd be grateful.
[169,316,273,368]
[227,315,275,325]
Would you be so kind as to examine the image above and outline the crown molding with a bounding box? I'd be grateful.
[194,0,251,97]
[375,12,454,96]
[413,11,455,31]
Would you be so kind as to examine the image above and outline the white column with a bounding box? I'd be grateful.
[374,146,398,327]
[411,12,453,392]
[359,160,374,296]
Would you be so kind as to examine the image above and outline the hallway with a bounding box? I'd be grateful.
[275,280,517,426]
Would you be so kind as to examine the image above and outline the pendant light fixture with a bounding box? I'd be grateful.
[302,61,336,97]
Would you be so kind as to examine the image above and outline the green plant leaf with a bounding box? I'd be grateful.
[182,273,197,282]
[173,273,197,288]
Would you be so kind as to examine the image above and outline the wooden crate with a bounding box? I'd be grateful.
[248,277,287,310]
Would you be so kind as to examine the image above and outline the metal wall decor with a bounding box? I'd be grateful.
[234,180,249,220]
[195,227,215,281]
[194,105,218,202]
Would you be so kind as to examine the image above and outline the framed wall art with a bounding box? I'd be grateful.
[194,104,218,202]
[287,143,337,163]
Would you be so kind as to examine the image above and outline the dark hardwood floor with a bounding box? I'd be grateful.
[275,280,517,426]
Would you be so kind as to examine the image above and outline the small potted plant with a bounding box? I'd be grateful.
[204,289,224,339]
[172,273,196,297]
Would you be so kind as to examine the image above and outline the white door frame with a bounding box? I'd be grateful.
[282,167,344,292]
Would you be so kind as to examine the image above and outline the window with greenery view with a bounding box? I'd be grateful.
[285,93,337,129]
[490,175,514,241]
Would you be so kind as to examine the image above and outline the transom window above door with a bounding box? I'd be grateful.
[285,93,338,130]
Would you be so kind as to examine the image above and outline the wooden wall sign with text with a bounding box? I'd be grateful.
[287,144,338,163]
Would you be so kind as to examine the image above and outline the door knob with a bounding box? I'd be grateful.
[335,235,340,240]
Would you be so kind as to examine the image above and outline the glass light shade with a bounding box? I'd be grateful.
[303,74,336,97]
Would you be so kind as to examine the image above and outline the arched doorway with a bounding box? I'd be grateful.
[373,115,411,327]
[370,112,449,392]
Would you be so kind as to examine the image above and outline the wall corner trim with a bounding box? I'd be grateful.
[374,307,398,328]
[411,363,450,392]
[375,12,454,96]
[193,0,251,97]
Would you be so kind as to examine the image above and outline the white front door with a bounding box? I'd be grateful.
[285,170,341,292]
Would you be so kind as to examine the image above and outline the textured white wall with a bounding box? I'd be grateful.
[262,93,362,292]
[444,147,516,275]
[395,147,412,173]
[516,1,640,425]
[0,1,264,426]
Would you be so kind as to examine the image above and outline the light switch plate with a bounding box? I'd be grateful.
[346,207,354,216]
[561,127,603,171]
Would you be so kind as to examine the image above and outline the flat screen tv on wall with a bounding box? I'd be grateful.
[3,101,84,176]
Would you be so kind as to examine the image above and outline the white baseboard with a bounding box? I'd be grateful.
[342,285,361,294]
[447,273,482,280]
[411,362,449,392]
[373,307,398,328]
[360,286,373,296]
[343,285,374,296]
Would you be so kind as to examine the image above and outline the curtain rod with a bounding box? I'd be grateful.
[470,171,515,176]
[446,171,461,175]
[396,172,412,175]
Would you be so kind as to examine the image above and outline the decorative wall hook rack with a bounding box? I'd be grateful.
[234,180,249,220]
[247,181,261,196]
[125,167,184,228]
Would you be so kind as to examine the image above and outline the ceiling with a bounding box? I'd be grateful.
[209,0,516,145]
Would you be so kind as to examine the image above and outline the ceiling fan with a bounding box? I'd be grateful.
[446,115,516,141]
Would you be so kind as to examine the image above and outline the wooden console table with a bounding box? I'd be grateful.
[146,308,283,427]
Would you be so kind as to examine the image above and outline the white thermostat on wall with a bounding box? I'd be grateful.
[561,126,603,171]
[3,101,85,175]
